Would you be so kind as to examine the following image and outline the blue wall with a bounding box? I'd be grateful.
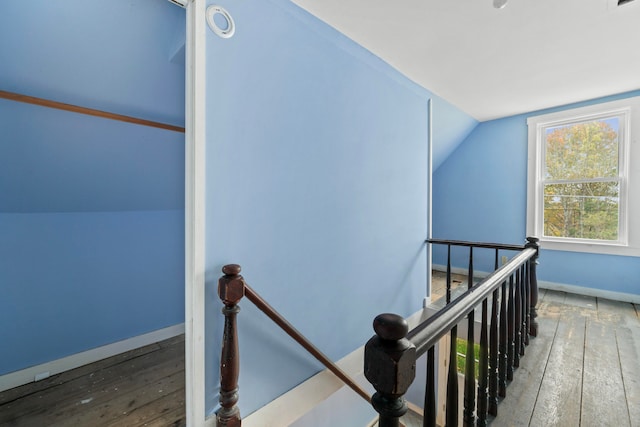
[433,90,640,295]
[0,210,184,375]
[0,100,186,376]
[0,0,186,377]
[201,0,475,418]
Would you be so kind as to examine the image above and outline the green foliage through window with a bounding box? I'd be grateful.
[542,119,620,241]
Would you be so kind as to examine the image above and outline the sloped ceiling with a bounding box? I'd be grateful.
[292,0,640,121]
[0,0,185,213]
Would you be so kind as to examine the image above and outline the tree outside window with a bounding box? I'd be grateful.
[542,118,620,241]
[527,96,640,257]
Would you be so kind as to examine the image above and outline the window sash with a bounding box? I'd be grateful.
[531,107,630,248]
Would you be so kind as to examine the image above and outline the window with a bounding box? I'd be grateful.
[527,96,640,257]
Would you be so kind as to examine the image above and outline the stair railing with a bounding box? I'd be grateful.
[216,264,371,427]
[364,237,539,427]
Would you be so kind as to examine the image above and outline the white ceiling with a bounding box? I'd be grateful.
[292,0,640,121]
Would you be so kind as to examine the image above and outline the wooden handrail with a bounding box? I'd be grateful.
[216,264,371,426]
[244,283,372,404]
[0,90,185,133]
[407,247,536,356]
[428,238,525,252]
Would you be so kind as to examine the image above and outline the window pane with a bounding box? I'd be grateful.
[543,182,619,240]
[545,118,619,181]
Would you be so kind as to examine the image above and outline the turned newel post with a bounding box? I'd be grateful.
[525,237,540,337]
[364,314,416,427]
[217,264,246,427]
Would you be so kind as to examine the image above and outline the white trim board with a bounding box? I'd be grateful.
[432,264,640,304]
[184,0,207,426]
[0,323,184,393]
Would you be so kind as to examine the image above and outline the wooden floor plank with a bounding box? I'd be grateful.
[540,289,566,304]
[106,388,185,427]
[0,341,162,405]
[0,344,183,424]
[616,325,640,424]
[47,369,185,427]
[563,292,597,310]
[488,313,560,427]
[528,302,585,427]
[134,406,186,427]
[597,298,640,328]
[0,338,184,427]
[581,319,630,427]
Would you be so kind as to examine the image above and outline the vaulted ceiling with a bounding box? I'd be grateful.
[292,0,640,121]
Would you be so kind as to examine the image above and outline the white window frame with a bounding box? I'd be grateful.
[527,96,640,257]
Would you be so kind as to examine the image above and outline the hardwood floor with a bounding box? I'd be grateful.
[490,288,640,427]
[0,335,185,427]
[429,271,640,427]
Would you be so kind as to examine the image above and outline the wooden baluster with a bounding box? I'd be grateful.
[365,314,416,427]
[477,298,489,426]
[217,264,246,427]
[489,251,499,415]
[488,288,499,415]
[424,347,436,427]
[519,265,527,356]
[468,247,474,289]
[506,274,515,381]
[498,280,508,398]
[446,326,459,427]
[463,322,476,427]
[522,262,531,347]
[513,269,521,368]
[463,247,475,427]
[446,244,452,304]
[526,237,540,337]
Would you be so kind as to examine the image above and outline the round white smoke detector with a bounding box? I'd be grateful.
[206,5,235,39]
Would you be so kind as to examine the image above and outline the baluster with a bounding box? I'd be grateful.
[424,347,436,427]
[498,280,508,398]
[506,274,515,381]
[526,237,540,337]
[523,262,530,347]
[217,264,246,427]
[477,299,489,426]
[519,265,527,355]
[446,326,459,427]
[488,288,499,415]
[463,316,476,427]
[364,314,416,427]
[446,244,452,304]
[489,251,499,414]
[513,269,521,368]
[463,246,475,427]
[468,247,474,289]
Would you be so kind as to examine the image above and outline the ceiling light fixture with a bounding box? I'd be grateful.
[493,0,508,9]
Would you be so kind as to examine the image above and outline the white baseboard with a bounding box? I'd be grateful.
[0,323,185,393]
[538,280,640,304]
[432,264,640,304]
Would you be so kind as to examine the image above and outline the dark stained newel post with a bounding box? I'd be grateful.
[365,314,416,427]
[217,264,246,427]
[526,237,540,337]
